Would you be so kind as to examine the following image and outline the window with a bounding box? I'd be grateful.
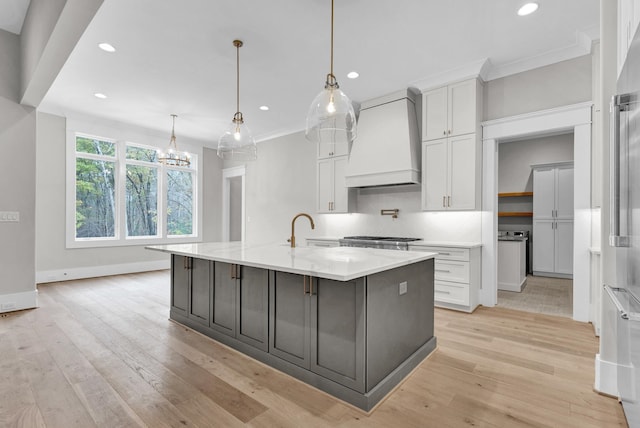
[68,133,199,248]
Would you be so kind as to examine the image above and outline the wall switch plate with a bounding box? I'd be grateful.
[0,211,19,222]
[399,281,408,295]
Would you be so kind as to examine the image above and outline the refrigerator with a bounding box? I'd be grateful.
[607,20,640,427]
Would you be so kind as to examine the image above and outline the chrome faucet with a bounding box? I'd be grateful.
[289,213,315,248]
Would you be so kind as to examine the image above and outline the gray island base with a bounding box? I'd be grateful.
[148,243,437,411]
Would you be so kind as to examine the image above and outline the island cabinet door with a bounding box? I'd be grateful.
[310,277,366,393]
[269,271,311,369]
[188,258,211,326]
[235,266,269,351]
[171,255,190,317]
[211,261,237,337]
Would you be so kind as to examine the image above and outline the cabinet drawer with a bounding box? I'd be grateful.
[434,281,469,306]
[411,246,469,261]
[434,260,469,283]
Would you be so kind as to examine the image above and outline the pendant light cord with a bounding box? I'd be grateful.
[236,42,240,114]
[330,0,334,78]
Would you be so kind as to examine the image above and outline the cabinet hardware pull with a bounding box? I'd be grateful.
[235,264,241,280]
[184,257,187,270]
[230,264,235,279]
[439,252,451,255]
[443,130,446,135]
[303,275,308,295]
[435,269,451,273]
[328,201,331,211]
[448,129,451,134]
[443,196,446,207]
[448,196,451,207]
[310,277,314,295]
[435,290,451,294]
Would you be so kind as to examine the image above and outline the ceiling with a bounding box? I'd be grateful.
[36,0,599,147]
[0,0,30,34]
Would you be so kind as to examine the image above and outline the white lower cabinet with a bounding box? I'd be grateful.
[409,244,481,312]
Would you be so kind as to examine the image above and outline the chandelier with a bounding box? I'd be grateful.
[158,114,190,167]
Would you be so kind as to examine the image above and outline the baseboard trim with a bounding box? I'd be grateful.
[36,260,170,284]
[595,353,619,397]
[0,289,38,313]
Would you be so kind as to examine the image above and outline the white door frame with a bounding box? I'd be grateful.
[481,102,593,322]
[222,165,246,242]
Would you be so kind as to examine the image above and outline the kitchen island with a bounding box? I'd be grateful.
[146,242,437,411]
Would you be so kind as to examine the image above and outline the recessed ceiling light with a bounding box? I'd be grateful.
[259,105,269,111]
[517,3,538,16]
[94,93,107,99]
[347,71,359,79]
[98,42,116,52]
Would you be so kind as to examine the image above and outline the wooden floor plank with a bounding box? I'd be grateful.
[6,271,624,428]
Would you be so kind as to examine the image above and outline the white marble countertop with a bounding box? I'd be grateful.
[147,242,436,281]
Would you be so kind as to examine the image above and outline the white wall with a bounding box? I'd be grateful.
[498,133,574,193]
[0,29,37,303]
[35,112,224,282]
[224,131,481,245]
[484,55,592,121]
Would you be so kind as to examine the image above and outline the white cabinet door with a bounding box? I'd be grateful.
[317,140,349,159]
[317,159,333,213]
[448,80,476,137]
[317,156,350,214]
[533,219,555,273]
[555,220,574,275]
[533,167,555,219]
[332,157,349,212]
[422,86,448,141]
[422,139,447,210]
[448,134,476,210]
[422,80,476,141]
[555,165,574,219]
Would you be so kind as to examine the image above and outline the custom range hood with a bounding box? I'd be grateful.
[345,88,421,188]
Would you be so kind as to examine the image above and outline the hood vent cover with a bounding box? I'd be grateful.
[345,89,421,188]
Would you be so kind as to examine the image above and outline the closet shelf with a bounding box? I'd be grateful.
[498,212,533,217]
[498,192,533,197]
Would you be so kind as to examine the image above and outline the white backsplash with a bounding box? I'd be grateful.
[315,185,482,242]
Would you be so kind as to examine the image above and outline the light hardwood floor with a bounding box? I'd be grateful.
[0,270,627,427]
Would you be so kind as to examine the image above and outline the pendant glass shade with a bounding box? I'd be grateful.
[305,75,357,146]
[217,112,257,161]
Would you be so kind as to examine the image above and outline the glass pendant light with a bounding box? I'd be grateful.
[218,39,257,161]
[158,114,191,166]
[305,0,357,149]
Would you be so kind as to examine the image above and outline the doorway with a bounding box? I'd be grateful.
[481,102,592,322]
[222,166,245,242]
[496,134,574,317]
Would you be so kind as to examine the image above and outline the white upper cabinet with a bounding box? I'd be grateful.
[422,79,478,141]
[422,134,479,210]
[421,78,482,211]
[317,156,352,213]
[317,140,349,159]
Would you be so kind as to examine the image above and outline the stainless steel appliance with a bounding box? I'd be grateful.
[339,236,422,251]
[606,26,640,427]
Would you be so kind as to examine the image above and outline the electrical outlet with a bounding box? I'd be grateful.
[399,281,408,295]
[0,211,19,222]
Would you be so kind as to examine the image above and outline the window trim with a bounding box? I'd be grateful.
[66,121,203,249]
